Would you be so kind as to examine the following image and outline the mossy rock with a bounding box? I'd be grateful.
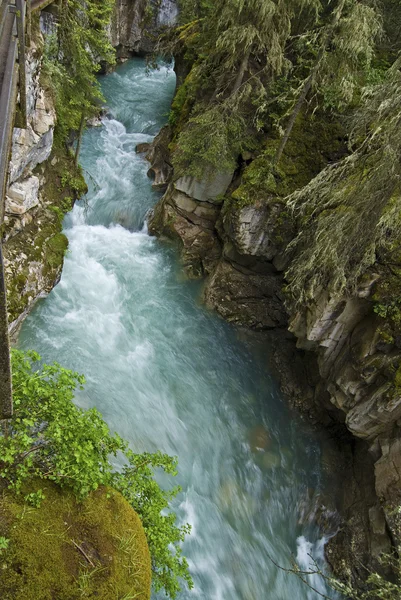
[4,143,87,326]
[0,480,151,600]
[233,111,346,206]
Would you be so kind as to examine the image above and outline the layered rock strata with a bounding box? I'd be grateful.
[3,25,84,336]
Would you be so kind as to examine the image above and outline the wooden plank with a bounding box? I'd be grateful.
[0,36,18,219]
[26,0,31,46]
[0,37,18,419]
[0,0,9,41]
[0,10,14,91]
[15,0,27,127]
[31,0,56,13]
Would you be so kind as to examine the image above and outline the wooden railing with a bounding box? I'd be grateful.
[0,0,54,419]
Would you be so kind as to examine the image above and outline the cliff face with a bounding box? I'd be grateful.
[4,0,177,334]
[147,117,400,580]
[3,14,85,336]
[110,0,178,58]
[110,0,150,56]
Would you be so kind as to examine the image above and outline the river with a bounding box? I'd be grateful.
[18,59,337,600]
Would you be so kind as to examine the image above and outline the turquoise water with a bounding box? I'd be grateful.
[19,59,336,600]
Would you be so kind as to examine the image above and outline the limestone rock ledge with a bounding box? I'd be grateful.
[3,37,85,337]
[289,285,401,559]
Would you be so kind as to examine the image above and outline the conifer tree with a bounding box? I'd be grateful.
[273,0,382,165]
[43,0,115,145]
[206,0,321,99]
[285,55,401,305]
[172,0,322,177]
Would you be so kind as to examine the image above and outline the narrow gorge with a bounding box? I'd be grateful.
[18,57,338,600]
[1,0,401,598]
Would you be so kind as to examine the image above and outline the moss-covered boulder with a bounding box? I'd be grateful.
[0,481,151,600]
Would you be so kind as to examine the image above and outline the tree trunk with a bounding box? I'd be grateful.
[232,47,251,94]
[210,71,228,104]
[273,47,324,166]
[74,112,86,166]
[273,0,346,166]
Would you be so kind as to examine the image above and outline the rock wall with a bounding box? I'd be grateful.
[3,17,85,337]
[110,0,150,56]
[146,122,399,584]
[110,0,178,58]
[289,284,401,559]
[4,0,178,334]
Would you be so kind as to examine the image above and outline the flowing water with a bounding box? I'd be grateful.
[156,0,179,27]
[19,59,337,600]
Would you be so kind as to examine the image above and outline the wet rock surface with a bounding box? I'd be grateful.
[144,126,173,190]
[3,37,85,337]
[204,259,287,330]
[146,124,399,587]
[110,0,178,58]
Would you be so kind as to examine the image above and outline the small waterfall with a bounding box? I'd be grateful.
[156,0,178,27]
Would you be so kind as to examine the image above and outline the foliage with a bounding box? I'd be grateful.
[113,453,192,598]
[168,65,199,128]
[42,0,115,144]
[162,0,384,178]
[373,266,401,329]
[304,0,382,109]
[0,350,192,599]
[177,0,213,24]
[284,56,401,306]
[172,102,249,178]
[0,537,10,552]
[233,114,346,204]
[163,0,324,176]
[269,547,401,600]
[271,0,382,165]
[330,551,401,600]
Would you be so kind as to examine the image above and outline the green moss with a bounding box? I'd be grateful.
[169,69,197,130]
[394,364,401,391]
[36,146,87,209]
[377,326,395,345]
[369,243,401,396]
[4,144,87,324]
[0,480,151,600]
[43,232,69,274]
[233,112,346,206]
[372,262,401,329]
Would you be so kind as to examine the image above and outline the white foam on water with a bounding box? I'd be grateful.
[296,536,336,599]
[19,58,340,600]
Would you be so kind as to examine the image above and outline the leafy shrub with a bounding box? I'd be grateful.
[0,350,192,599]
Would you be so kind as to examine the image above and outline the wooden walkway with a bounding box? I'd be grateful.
[0,0,54,419]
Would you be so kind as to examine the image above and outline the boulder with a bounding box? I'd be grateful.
[223,202,290,261]
[136,142,151,153]
[175,171,234,204]
[9,125,54,185]
[5,176,40,215]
